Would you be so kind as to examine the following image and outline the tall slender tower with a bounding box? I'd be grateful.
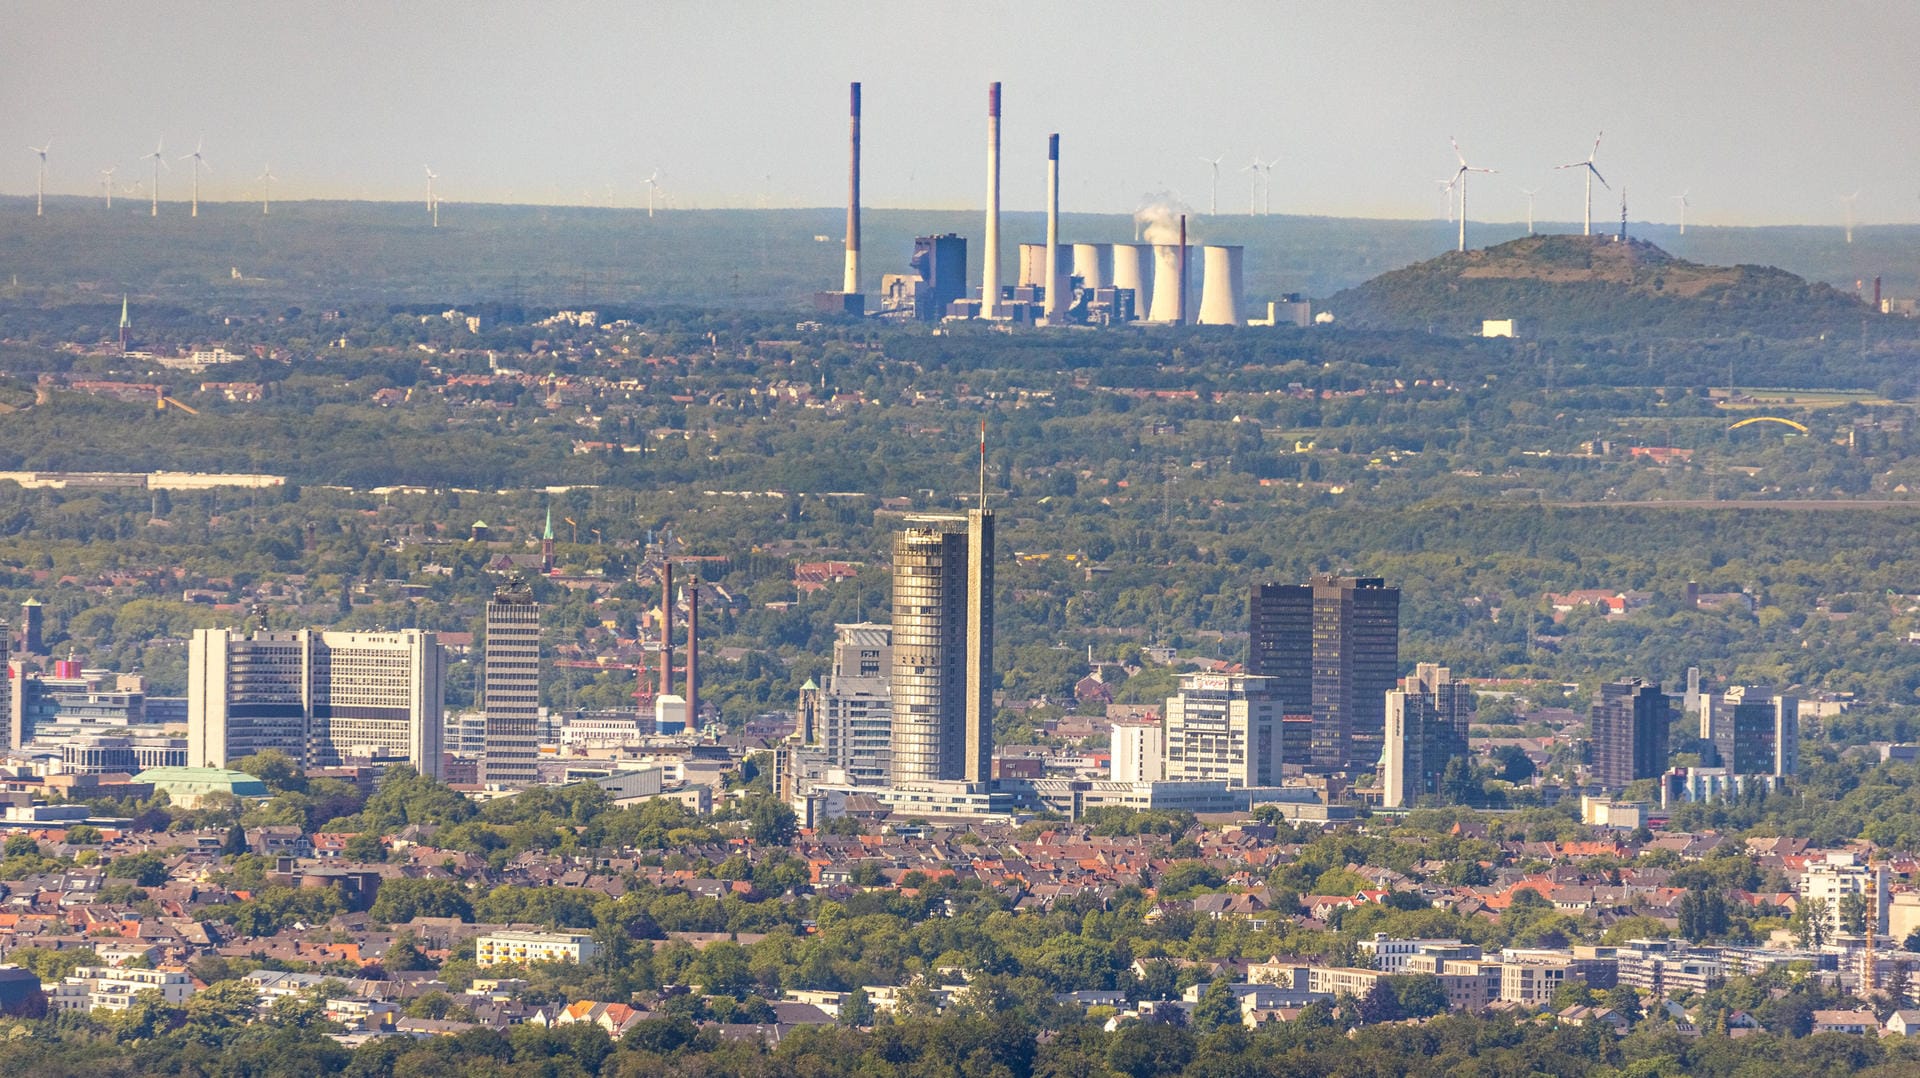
[844,81,861,295]
[1043,134,1063,323]
[482,577,540,789]
[888,509,994,787]
[118,295,130,354]
[980,82,1002,318]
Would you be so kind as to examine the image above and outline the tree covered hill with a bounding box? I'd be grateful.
[1323,234,1877,339]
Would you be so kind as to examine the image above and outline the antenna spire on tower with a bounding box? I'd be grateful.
[978,419,987,510]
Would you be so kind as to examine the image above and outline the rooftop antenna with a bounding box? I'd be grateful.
[258,164,276,215]
[142,139,169,217]
[644,170,660,217]
[27,140,50,217]
[1555,131,1608,236]
[1448,137,1496,253]
[424,166,439,227]
[1519,187,1539,234]
[978,418,987,509]
[1842,191,1860,244]
[1672,190,1689,235]
[179,138,209,218]
[100,166,116,209]
[1199,154,1223,215]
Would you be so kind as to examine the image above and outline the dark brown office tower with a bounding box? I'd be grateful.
[1591,678,1671,791]
[1248,575,1399,771]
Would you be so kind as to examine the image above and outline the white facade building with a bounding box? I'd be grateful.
[1109,720,1165,783]
[1162,673,1281,788]
[475,931,599,968]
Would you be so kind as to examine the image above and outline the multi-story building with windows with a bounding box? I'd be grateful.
[482,579,541,789]
[888,511,993,789]
[1162,673,1282,788]
[188,628,444,779]
[475,930,598,968]
[1590,678,1671,791]
[1701,686,1799,777]
[1248,576,1399,771]
[1383,663,1477,807]
[821,622,893,785]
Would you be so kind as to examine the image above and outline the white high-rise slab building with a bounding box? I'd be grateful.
[1162,673,1281,788]
[188,628,444,779]
[1109,720,1165,783]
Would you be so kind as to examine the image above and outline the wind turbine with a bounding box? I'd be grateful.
[1242,156,1274,215]
[142,140,169,217]
[1448,137,1496,253]
[27,140,50,216]
[100,166,116,209]
[644,170,660,217]
[1555,132,1608,236]
[1671,190,1689,235]
[1841,191,1859,243]
[1436,177,1458,224]
[1519,187,1539,234]
[179,139,210,218]
[424,166,439,227]
[258,165,276,215]
[1199,155,1223,215]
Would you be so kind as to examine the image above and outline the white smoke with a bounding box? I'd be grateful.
[1133,191,1194,245]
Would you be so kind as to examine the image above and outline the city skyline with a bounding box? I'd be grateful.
[5,3,1919,227]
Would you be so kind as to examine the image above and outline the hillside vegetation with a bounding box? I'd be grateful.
[1325,234,1874,339]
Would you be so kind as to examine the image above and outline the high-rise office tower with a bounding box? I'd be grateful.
[1248,575,1400,771]
[482,578,541,789]
[1701,687,1798,777]
[1382,663,1476,807]
[187,628,444,778]
[18,599,41,655]
[1590,678,1671,791]
[822,621,894,785]
[888,510,993,787]
[1162,673,1281,787]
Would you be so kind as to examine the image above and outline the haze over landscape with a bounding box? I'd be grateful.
[8,2,1920,225]
[8,7,1920,1077]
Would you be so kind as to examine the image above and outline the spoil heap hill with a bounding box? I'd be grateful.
[1322,233,1870,338]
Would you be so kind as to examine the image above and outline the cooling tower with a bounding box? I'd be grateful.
[1147,244,1191,323]
[1109,244,1151,320]
[1196,245,1245,325]
[1019,244,1070,289]
[1072,243,1111,291]
[981,83,1002,317]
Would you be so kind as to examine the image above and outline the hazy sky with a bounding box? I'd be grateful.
[8,2,1918,227]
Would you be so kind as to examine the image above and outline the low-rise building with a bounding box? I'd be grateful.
[49,966,194,1012]
[474,931,598,969]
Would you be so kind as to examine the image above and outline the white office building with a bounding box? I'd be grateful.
[188,628,444,779]
[1109,719,1165,783]
[1162,673,1281,788]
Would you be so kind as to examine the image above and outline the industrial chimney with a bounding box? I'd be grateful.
[844,82,861,295]
[1177,214,1188,325]
[685,579,699,731]
[981,82,1002,318]
[1043,133,1062,323]
[658,561,673,701]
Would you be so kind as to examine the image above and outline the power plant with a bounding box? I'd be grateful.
[834,80,1261,327]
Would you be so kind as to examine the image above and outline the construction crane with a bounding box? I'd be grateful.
[155,388,199,415]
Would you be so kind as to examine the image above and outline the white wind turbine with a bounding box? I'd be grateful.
[1672,190,1689,235]
[1436,177,1458,224]
[1242,156,1274,215]
[143,140,169,217]
[179,139,210,218]
[1841,191,1859,244]
[1556,132,1608,236]
[258,165,276,215]
[100,166,116,209]
[28,140,51,216]
[1519,187,1539,234]
[1448,137,1496,253]
[1199,155,1223,215]
[644,170,660,217]
[424,166,439,227]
